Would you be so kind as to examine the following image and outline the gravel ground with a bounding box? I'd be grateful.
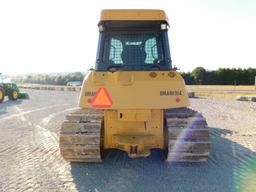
[0,89,255,192]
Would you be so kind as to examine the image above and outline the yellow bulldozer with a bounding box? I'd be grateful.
[59,9,210,162]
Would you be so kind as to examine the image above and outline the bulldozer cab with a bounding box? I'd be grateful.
[96,20,172,71]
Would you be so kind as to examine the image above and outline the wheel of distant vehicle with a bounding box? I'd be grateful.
[8,89,19,100]
[0,87,5,103]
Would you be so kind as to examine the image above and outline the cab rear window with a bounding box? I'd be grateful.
[103,33,164,66]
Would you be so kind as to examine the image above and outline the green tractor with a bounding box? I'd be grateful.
[0,74,29,103]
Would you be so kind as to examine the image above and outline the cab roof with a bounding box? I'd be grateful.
[100,9,168,24]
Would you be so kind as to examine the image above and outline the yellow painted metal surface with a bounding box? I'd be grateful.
[103,109,164,157]
[79,71,189,109]
[118,109,151,122]
[100,9,168,22]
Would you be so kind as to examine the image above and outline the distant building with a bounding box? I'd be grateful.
[66,81,82,86]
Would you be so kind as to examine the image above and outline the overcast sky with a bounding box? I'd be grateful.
[0,0,256,74]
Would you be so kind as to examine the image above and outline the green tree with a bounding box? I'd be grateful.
[191,67,207,84]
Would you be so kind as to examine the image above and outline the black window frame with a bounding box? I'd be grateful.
[95,21,172,71]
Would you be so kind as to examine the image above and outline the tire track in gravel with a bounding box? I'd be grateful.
[1,106,78,192]
[191,98,256,192]
[39,107,79,127]
[0,104,69,123]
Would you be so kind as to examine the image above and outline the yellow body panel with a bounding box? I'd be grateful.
[104,109,164,157]
[79,71,189,109]
[100,9,168,22]
[78,70,189,157]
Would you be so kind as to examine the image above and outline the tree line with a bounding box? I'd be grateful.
[11,67,256,85]
[12,72,85,86]
[181,67,256,85]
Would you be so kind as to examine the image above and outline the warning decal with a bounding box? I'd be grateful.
[90,87,113,108]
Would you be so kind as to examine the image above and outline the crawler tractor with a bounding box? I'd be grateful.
[59,10,210,162]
